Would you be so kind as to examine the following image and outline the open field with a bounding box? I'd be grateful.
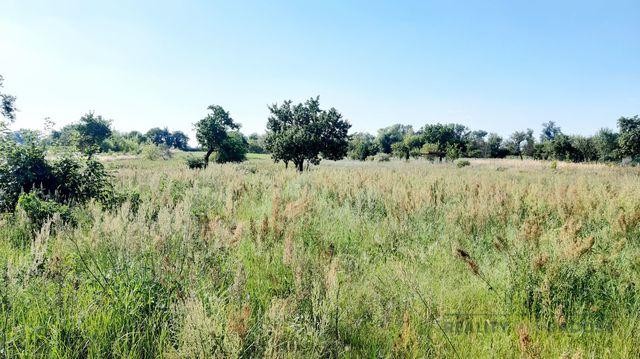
[1,156,639,357]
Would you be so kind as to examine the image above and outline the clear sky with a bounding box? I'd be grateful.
[1,0,638,142]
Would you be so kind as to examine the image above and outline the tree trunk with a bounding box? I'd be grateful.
[295,159,304,172]
[204,148,214,168]
[285,161,289,169]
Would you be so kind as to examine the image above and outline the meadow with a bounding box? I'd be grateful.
[1,154,639,358]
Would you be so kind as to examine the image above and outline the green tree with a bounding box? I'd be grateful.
[376,124,413,154]
[487,133,508,158]
[76,112,112,157]
[170,131,189,150]
[215,131,248,163]
[348,132,379,160]
[146,127,172,146]
[195,105,241,167]
[593,128,620,162]
[507,129,535,159]
[265,97,351,172]
[540,121,562,142]
[421,123,469,161]
[617,115,640,160]
[391,134,423,161]
[247,133,267,154]
[0,75,17,123]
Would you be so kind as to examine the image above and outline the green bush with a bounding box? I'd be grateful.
[186,156,206,169]
[142,144,172,161]
[455,159,471,168]
[17,192,72,228]
[0,142,118,214]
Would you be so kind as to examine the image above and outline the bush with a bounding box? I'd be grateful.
[373,153,390,162]
[0,142,118,214]
[186,157,206,169]
[142,144,172,161]
[16,192,72,228]
[455,159,471,168]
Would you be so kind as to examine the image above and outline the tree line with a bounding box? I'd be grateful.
[347,119,640,164]
[1,74,639,173]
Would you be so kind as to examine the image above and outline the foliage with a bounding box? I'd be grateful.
[186,156,206,169]
[375,124,413,154]
[146,128,189,150]
[0,74,17,123]
[76,112,112,157]
[1,156,638,357]
[455,159,470,167]
[348,132,378,161]
[16,192,72,228]
[142,143,172,161]
[265,96,351,171]
[195,105,241,166]
[214,131,248,163]
[617,115,640,160]
[247,133,268,154]
[0,141,117,214]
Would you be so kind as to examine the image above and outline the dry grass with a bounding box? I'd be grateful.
[0,155,639,357]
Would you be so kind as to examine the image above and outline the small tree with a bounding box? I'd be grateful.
[618,115,640,160]
[215,131,248,163]
[170,131,189,150]
[0,75,17,123]
[76,112,112,157]
[195,105,240,167]
[348,132,378,160]
[265,97,351,171]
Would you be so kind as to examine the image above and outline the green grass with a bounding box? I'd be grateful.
[0,156,639,357]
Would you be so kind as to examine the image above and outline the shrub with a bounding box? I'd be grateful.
[142,144,172,161]
[186,156,206,169]
[550,160,558,170]
[16,192,72,228]
[373,153,390,162]
[0,142,118,214]
[455,159,471,168]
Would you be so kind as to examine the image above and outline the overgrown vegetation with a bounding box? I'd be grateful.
[0,156,638,357]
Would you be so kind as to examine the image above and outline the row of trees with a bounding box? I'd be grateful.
[2,74,638,172]
[347,119,640,164]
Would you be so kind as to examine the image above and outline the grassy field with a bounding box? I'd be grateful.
[1,155,639,358]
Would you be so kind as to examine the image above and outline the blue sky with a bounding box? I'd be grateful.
[1,0,638,142]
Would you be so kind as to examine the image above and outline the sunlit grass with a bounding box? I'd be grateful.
[1,156,638,357]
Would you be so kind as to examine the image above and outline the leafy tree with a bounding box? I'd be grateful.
[617,115,640,160]
[215,131,248,163]
[170,131,189,150]
[421,123,469,161]
[0,75,17,123]
[507,129,535,159]
[195,105,240,167]
[593,128,620,162]
[570,136,598,162]
[376,124,413,154]
[487,133,508,158]
[391,134,423,161]
[348,132,379,160]
[465,130,488,158]
[265,97,351,171]
[76,112,112,157]
[247,133,268,154]
[146,127,172,146]
[540,121,562,142]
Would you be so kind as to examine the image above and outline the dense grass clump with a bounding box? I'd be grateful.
[0,155,639,357]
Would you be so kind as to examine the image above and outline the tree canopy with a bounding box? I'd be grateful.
[195,105,241,166]
[265,97,351,171]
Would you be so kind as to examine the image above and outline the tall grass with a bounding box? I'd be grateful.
[1,157,638,357]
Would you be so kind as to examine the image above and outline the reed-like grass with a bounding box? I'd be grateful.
[1,156,638,357]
